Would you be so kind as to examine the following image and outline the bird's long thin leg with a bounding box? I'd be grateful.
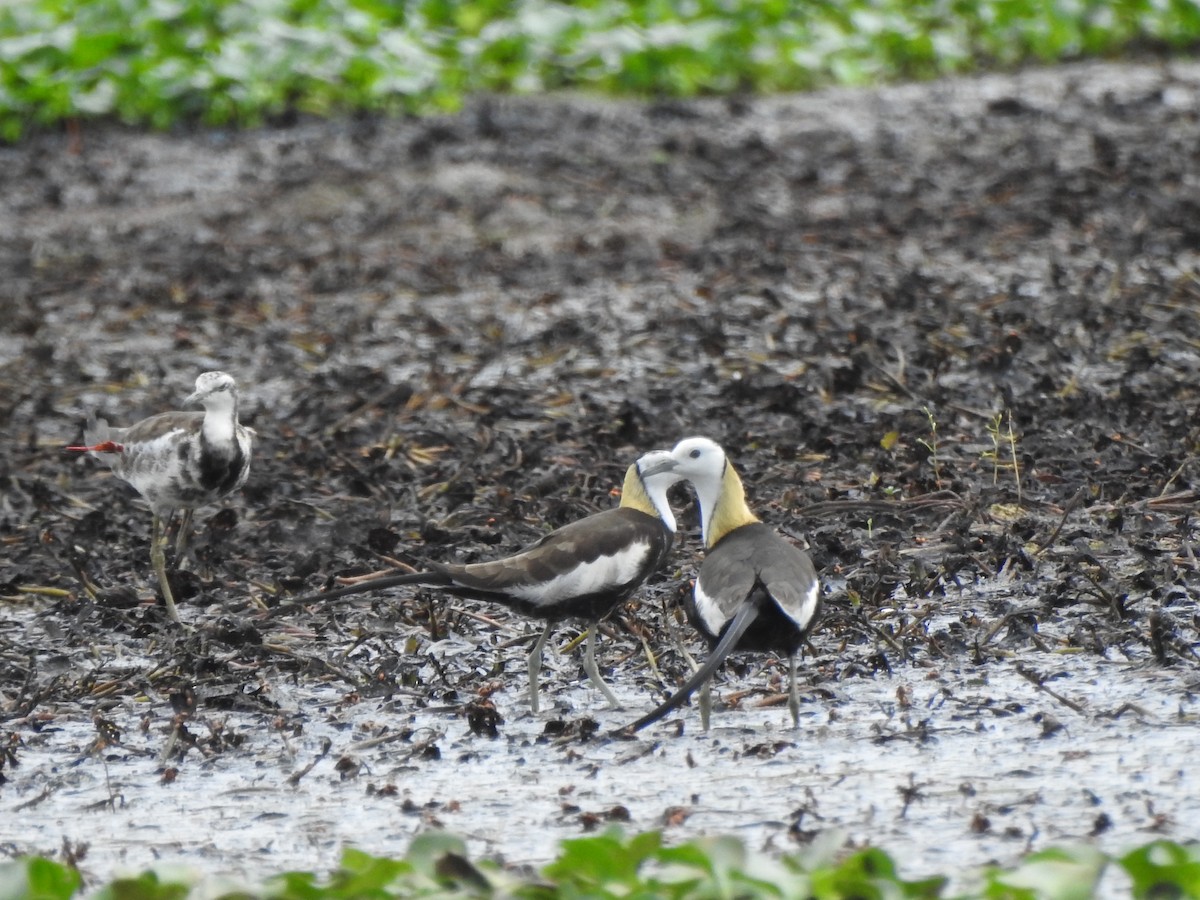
[788,653,800,728]
[527,622,554,715]
[150,515,182,624]
[582,623,622,710]
[174,508,194,565]
[699,679,712,732]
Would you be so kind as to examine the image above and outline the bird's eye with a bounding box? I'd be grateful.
[689,448,702,459]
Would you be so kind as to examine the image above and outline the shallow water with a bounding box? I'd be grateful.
[6,573,1196,896]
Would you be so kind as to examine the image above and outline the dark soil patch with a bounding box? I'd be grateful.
[2,60,1199,884]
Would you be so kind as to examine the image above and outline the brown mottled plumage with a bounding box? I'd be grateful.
[68,371,253,623]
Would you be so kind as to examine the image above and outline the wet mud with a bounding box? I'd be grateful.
[2,60,1199,892]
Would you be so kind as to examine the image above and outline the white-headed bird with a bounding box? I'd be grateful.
[624,437,820,732]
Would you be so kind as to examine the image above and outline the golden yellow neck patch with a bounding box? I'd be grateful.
[705,464,759,547]
[618,463,658,517]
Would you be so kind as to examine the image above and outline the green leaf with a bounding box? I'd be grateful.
[980,846,1107,900]
[1120,841,1200,900]
[90,870,194,900]
[323,848,413,897]
[0,858,82,900]
[809,847,946,900]
[542,828,662,892]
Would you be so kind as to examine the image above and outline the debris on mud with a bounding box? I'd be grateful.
[1,60,1199,886]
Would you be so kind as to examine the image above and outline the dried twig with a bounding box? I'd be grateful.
[1015,664,1087,715]
[1032,486,1087,555]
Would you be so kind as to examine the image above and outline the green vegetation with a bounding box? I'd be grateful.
[2,832,1200,900]
[1,0,1199,140]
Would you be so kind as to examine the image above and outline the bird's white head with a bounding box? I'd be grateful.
[185,371,239,408]
[632,449,684,532]
[642,437,756,547]
[665,437,727,484]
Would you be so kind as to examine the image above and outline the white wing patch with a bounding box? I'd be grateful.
[511,541,651,606]
[785,577,821,630]
[694,572,821,634]
[693,576,726,635]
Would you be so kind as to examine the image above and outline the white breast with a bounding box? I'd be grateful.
[203,410,236,447]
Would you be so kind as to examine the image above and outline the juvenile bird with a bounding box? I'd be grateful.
[623,437,820,732]
[276,450,683,713]
[67,371,254,623]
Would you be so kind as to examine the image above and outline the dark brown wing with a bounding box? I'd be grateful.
[274,507,673,623]
[438,506,674,620]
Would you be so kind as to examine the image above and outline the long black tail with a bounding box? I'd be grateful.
[270,570,450,617]
[619,597,761,734]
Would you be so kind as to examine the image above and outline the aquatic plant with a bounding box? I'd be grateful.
[2,0,1200,140]
[2,832,1199,899]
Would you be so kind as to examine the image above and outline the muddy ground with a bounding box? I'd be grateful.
[2,60,1199,892]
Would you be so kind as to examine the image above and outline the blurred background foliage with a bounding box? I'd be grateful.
[0,0,1198,140]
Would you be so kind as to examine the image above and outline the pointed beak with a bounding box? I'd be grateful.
[638,452,679,480]
[184,389,204,405]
